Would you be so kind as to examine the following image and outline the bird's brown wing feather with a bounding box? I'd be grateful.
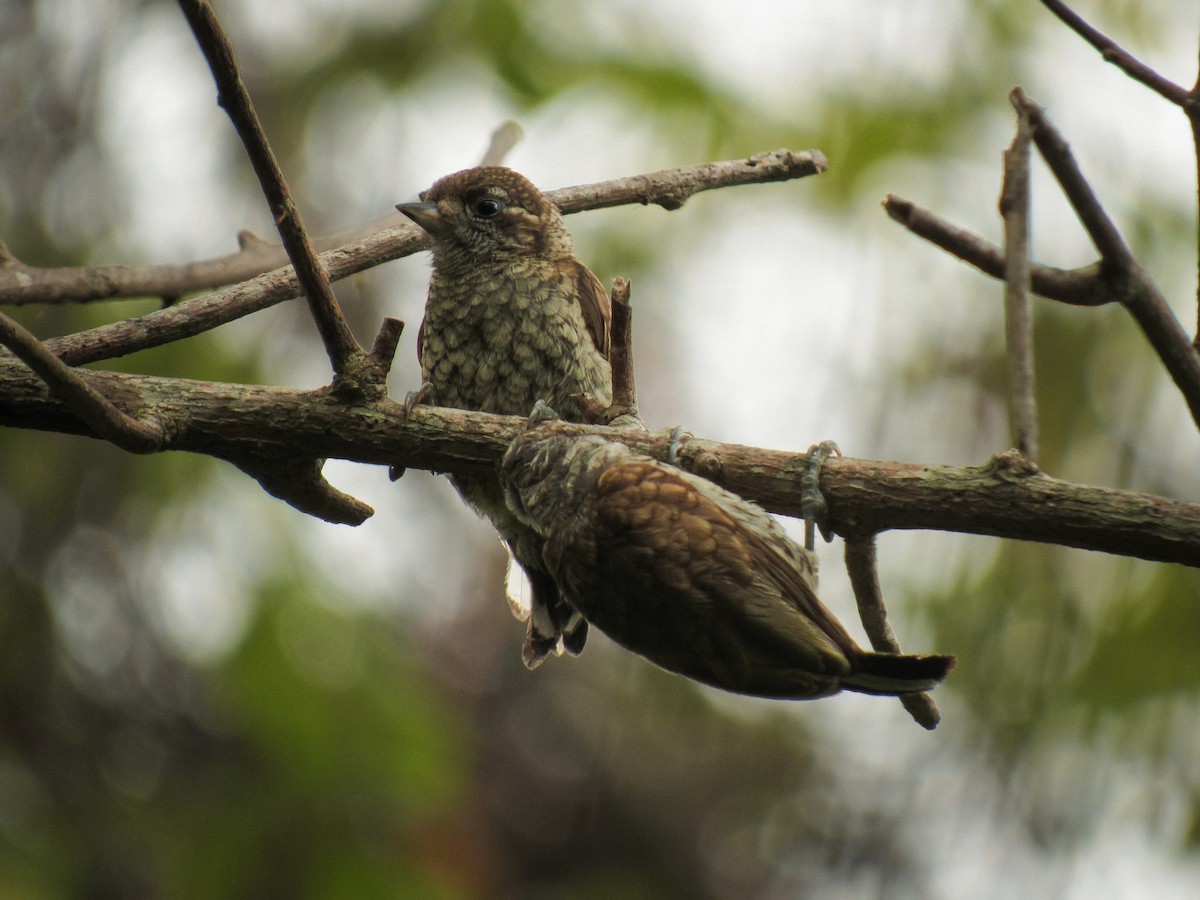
[591,462,858,661]
[734,523,860,659]
[570,261,612,361]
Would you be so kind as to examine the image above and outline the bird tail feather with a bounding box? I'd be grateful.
[843,652,956,696]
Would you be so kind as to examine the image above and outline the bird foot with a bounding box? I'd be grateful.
[801,440,841,549]
[527,399,560,426]
[664,425,689,466]
[401,380,436,422]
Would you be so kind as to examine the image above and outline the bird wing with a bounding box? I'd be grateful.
[593,462,859,662]
[570,260,612,361]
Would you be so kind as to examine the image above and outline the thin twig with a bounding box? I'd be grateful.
[0,311,163,452]
[1010,90,1131,269]
[551,148,827,213]
[42,150,827,366]
[1012,89,1133,270]
[1193,93,1200,348]
[479,121,524,166]
[885,97,1200,432]
[368,317,405,376]
[1001,91,1039,460]
[1016,90,1200,429]
[176,0,362,375]
[843,537,941,729]
[608,278,636,414]
[883,195,1102,304]
[1,149,827,309]
[1039,0,1200,348]
[1038,0,1190,105]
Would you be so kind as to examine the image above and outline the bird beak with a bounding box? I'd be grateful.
[396,201,452,238]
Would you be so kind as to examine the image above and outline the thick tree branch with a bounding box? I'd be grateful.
[176,0,362,377]
[0,359,1195,567]
[0,311,164,453]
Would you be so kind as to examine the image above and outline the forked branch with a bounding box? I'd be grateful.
[887,91,1200,430]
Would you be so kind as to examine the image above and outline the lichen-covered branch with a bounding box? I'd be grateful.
[0,358,1195,567]
[0,311,164,453]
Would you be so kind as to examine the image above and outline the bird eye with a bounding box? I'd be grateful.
[471,196,503,218]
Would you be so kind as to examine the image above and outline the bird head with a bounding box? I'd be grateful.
[397,166,573,263]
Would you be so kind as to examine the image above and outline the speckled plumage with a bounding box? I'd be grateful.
[501,429,956,700]
[399,167,612,666]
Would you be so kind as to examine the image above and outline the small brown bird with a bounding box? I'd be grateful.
[397,167,613,667]
[501,425,955,700]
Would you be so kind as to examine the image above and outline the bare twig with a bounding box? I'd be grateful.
[550,148,827,213]
[229,453,374,524]
[368,316,405,376]
[2,361,1198,566]
[1038,0,1190,105]
[176,0,362,376]
[45,226,427,366]
[608,278,637,415]
[479,121,524,166]
[844,537,941,730]
[1039,0,1200,349]
[1015,90,1200,429]
[883,195,1103,304]
[885,95,1200,431]
[1194,101,1200,348]
[1000,92,1039,460]
[2,149,827,309]
[1013,90,1133,270]
[0,311,164,453]
[40,150,827,366]
[0,233,282,307]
